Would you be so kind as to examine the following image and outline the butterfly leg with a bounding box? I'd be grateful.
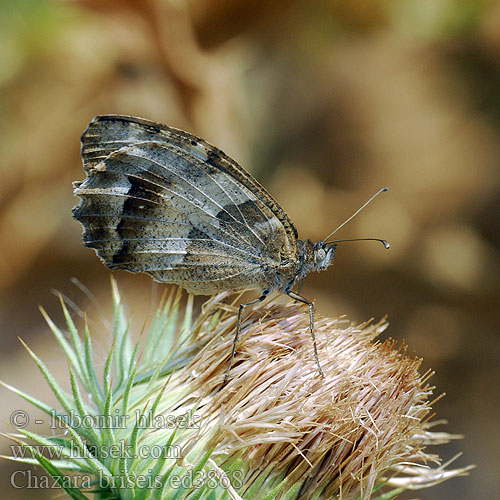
[223,290,270,385]
[286,291,325,378]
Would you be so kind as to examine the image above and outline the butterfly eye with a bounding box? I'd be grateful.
[317,248,326,261]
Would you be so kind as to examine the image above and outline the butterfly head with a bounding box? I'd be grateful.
[298,240,337,277]
[298,234,389,280]
[312,241,337,271]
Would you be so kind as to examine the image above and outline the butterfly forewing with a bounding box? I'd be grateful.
[74,115,299,294]
[80,116,298,238]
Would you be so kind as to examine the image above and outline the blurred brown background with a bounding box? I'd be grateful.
[1,1,499,499]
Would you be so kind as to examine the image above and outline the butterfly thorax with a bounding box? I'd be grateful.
[295,240,337,283]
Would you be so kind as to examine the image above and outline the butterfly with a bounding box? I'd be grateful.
[73,115,389,381]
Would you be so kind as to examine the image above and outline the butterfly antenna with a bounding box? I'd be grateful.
[323,187,388,242]
[326,238,390,249]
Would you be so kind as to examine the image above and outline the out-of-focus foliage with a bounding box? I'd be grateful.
[0,1,499,499]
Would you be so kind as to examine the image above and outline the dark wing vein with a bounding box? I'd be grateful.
[105,158,263,253]
[123,146,267,247]
[171,146,275,242]
[82,237,259,260]
[81,115,298,244]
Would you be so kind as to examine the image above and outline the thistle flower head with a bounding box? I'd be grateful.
[2,283,472,500]
[170,296,471,499]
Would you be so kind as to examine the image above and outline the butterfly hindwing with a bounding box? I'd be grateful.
[74,116,299,293]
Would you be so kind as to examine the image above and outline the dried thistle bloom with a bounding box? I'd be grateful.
[147,292,473,499]
[2,283,472,500]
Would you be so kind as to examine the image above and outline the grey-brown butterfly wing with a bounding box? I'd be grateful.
[73,115,299,294]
